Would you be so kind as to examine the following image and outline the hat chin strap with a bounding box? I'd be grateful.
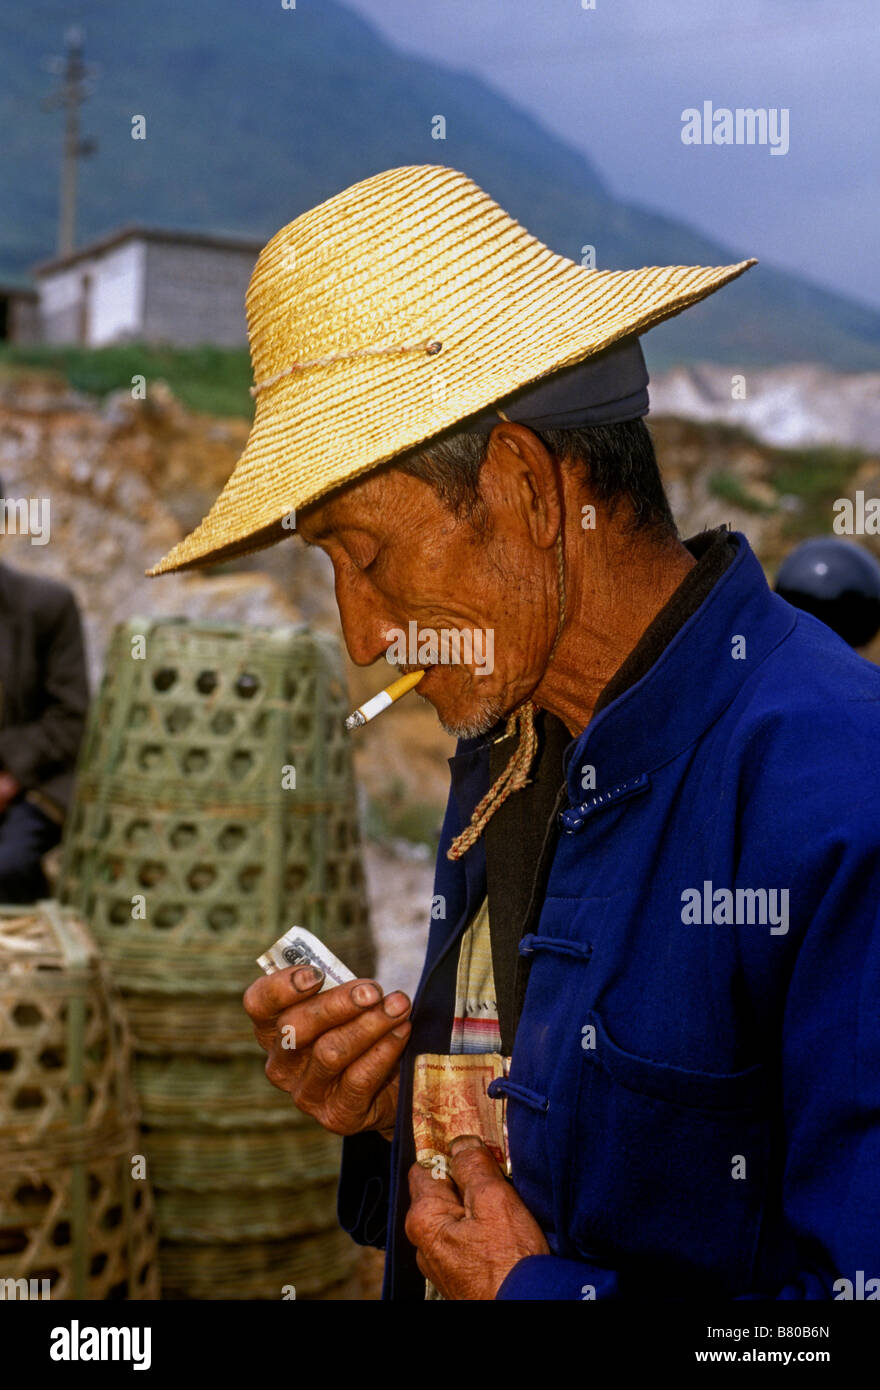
[446,433,567,862]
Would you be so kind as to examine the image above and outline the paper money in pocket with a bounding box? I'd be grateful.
[412,1052,511,1177]
[256,925,357,991]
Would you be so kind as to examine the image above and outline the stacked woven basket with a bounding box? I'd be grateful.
[0,902,160,1299]
[58,618,377,1299]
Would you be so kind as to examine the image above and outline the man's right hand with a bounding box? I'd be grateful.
[242,966,411,1138]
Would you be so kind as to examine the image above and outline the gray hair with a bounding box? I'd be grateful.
[396,417,677,537]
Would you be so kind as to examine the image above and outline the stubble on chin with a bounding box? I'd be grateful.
[436,695,507,740]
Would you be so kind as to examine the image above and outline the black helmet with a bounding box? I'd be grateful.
[775,537,880,647]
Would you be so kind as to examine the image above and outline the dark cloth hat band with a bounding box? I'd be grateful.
[463,335,650,432]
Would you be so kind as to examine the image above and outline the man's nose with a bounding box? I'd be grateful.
[334,571,395,667]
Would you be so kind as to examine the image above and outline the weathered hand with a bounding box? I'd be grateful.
[243,966,411,1137]
[405,1134,550,1299]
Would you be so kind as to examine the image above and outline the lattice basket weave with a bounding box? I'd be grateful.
[146,1125,358,1296]
[0,903,160,1299]
[54,619,375,1298]
[133,1053,314,1129]
[160,1226,358,1301]
[58,618,375,994]
[144,1125,345,1191]
[122,992,266,1057]
[156,1179,339,1244]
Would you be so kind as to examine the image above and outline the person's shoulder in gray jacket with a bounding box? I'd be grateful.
[0,558,90,821]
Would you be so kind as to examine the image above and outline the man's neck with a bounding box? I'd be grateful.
[532,525,697,736]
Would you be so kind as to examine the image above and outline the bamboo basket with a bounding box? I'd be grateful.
[144,1125,343,1191]
[122,992,261,1056]
[58,619,374,994]
[160,1226,358,1301]
[132,1053,311,1129]
[155,1180,339,1244]
[0,903,160,1299]
[56,619,375,1299]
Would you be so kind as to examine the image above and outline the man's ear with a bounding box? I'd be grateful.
[483,422,562,550]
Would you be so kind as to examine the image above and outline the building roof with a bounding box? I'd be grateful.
[32,224,266,276]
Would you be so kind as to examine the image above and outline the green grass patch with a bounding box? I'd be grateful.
[707,471,776,514]
[708,441,869,538]
[769,443,866,536]
[0,342,254,419]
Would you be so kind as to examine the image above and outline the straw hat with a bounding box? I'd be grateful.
[147,164,755,577]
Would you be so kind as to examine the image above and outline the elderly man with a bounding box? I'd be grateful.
[149,166,880,1301]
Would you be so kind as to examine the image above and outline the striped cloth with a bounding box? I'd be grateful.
[449,896,502,1054]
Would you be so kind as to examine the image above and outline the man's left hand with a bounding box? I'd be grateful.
[405,1134,550,1299]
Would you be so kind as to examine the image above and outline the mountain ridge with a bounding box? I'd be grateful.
[2,0,879,368]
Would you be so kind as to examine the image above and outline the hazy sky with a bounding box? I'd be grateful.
[345,0,879,310]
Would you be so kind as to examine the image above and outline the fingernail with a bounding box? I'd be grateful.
[382,992,410,1018]
[449,1134,482,1155]
[293,966,323,990]
[391,1021,411,1039]
[352,982,382,1007]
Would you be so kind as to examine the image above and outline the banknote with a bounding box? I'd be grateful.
[412,1052,511,1177]
[256,925,357,991]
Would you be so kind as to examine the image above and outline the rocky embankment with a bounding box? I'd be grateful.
[2,367,878,985]
[651,363,880,454]
[0,368,442,984]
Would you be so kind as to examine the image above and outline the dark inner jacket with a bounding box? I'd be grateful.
[0,561,90,821]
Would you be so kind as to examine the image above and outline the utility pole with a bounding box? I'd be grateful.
[42,27,99,258]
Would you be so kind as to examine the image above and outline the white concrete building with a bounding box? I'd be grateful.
[32,226,265,348]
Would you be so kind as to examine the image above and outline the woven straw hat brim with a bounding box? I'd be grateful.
[146,165,756,576]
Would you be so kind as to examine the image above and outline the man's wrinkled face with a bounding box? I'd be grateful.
[297,461,555,738]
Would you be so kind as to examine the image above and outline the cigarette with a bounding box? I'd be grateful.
[345,669,425,730]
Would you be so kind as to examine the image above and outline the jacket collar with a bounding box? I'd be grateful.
[444,531,795,824]
[563,530,796,803]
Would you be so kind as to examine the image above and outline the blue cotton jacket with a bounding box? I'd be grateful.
[337,531,880,1299]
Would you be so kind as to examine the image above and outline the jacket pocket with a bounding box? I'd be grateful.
[565,1010,769,1294]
